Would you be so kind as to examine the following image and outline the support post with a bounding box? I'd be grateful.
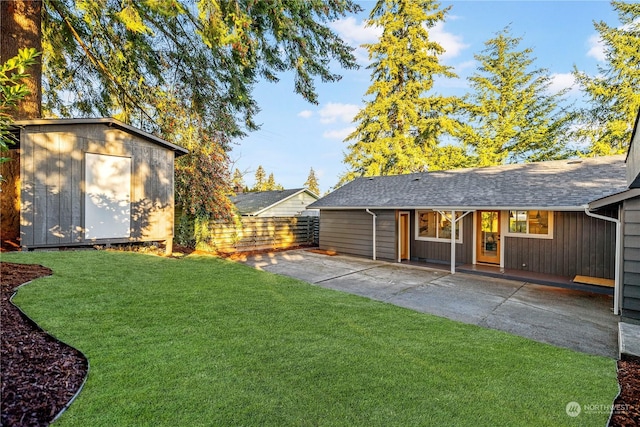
[366,209,377,261]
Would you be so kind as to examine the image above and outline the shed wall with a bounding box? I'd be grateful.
[319,209,396,260]
[20,124,175,248]
[504,211,616,279]
[622,197,640,321]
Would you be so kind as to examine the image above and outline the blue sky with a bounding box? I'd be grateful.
[230,1,618,194]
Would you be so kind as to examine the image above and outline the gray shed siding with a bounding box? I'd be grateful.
[504,211,616,279]
[410,212,473,264]
[319,210,396,260]
[622,197,640,321]
[20,124,175,248]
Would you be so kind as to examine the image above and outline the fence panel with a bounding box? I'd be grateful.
[201,216,319,253]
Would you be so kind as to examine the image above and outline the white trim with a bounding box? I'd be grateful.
[502,210,554,240]
[366,209,377,261]
[415,209,463,243]
[252,189,319,216]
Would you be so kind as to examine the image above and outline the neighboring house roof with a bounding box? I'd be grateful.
[231,188,318,216]
[309,155,627,211]
[11,118,189,157]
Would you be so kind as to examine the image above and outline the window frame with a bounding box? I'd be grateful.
[503,210,554,239]
[415,210,463,243]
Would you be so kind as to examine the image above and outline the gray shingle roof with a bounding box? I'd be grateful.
[310,155,628,211]
[231,188,309,215]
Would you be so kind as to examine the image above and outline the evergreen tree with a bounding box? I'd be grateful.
[266,173,277,191]
[341,0,459,184]
[231,168,245,191]
[304,167,320,195]
[459,27,573,166]
[573,1,640,155]
[253,165,267,192]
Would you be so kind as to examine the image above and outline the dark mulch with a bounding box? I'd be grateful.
[1,262,87,427]
[1,259,638,426]
[610,358,640,426]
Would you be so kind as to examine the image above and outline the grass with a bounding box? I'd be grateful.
[3,250,617,426]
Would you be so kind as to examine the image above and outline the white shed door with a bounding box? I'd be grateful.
[85,153,131,239]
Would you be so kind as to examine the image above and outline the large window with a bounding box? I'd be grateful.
[416,210,462,242]
[506,210,552,238]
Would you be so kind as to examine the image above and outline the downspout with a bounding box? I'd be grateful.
[366,209,377,260]
[583,205,621,315]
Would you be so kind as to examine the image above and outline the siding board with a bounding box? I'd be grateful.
[623,196,640,321]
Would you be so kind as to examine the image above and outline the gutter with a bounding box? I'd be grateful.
[366,209,377,260]
[583,205,622,315]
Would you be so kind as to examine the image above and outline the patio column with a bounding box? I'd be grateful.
[437,210,474,275]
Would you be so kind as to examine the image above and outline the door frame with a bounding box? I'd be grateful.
[398,211,410,262]
[476,210,501,265]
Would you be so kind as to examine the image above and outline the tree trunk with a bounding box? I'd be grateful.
[1,0,42,119]
[0,0,42,249]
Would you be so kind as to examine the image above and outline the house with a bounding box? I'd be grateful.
[0,118,188,253]
[231,188,319,217]
[587,108,640,323]
[309,155,629,310]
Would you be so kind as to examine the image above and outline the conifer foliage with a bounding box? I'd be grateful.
[573,1,640,155]
[342,0,459,183]
[459,27,574,166]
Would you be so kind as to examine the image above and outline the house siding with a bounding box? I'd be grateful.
[20,124,175,248]
[256,193,318,217]
[504,211,616,279]
[319,210,396,260]
[622,197,640,321]
[410,212,473,264]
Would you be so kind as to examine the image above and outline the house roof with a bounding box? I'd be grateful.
[231,188,318,216]
[309,155,628,211]
[12,118,189,157]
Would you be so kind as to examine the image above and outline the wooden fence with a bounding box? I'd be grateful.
[197,216,319,253]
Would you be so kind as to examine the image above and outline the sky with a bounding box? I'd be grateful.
[230,1,619,195]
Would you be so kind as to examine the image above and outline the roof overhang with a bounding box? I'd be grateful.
[588,188,640,210]
[312,205,588,212]
[12,117,189,157]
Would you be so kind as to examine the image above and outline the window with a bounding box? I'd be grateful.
[416,210,462,242]
[507,210,552,238]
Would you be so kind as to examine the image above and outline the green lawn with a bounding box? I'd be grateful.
[3,250,617,426]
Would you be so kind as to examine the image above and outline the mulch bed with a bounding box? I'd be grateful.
[1,262,87,427]
[1,257,639,426]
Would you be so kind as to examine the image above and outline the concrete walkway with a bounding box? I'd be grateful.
[237,249,618,358]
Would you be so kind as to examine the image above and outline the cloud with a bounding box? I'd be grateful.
[298,110,313,119]
[430,22,469,59]
[323,127,356,140]
[548,73,578,94]
[331,16,381,46]
[586,34,605,62]
[318,102,360,124]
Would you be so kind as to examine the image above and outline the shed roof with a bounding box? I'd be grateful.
[309,155,627,211]
[231,188,318,216]
[12,118,189,157]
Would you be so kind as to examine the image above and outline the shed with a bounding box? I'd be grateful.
[1,118,188,252]
[231,188,319,217]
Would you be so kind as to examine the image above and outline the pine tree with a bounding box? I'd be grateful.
[253,166,266,191]
[341,0,459,184]
[459,27,573,166]
[266,173,277,191]
[573,1,640,155]
[304,167,320,195]
[231,168,245,192]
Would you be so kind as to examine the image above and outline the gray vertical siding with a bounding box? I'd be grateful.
[622,197,640,321]
[410,212,473,264]
[20,124,176,248]
[319,210,396,260]
[504,211,616,279]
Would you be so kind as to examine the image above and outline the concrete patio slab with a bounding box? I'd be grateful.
[619,322,640,359]
[238,249,618,358]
